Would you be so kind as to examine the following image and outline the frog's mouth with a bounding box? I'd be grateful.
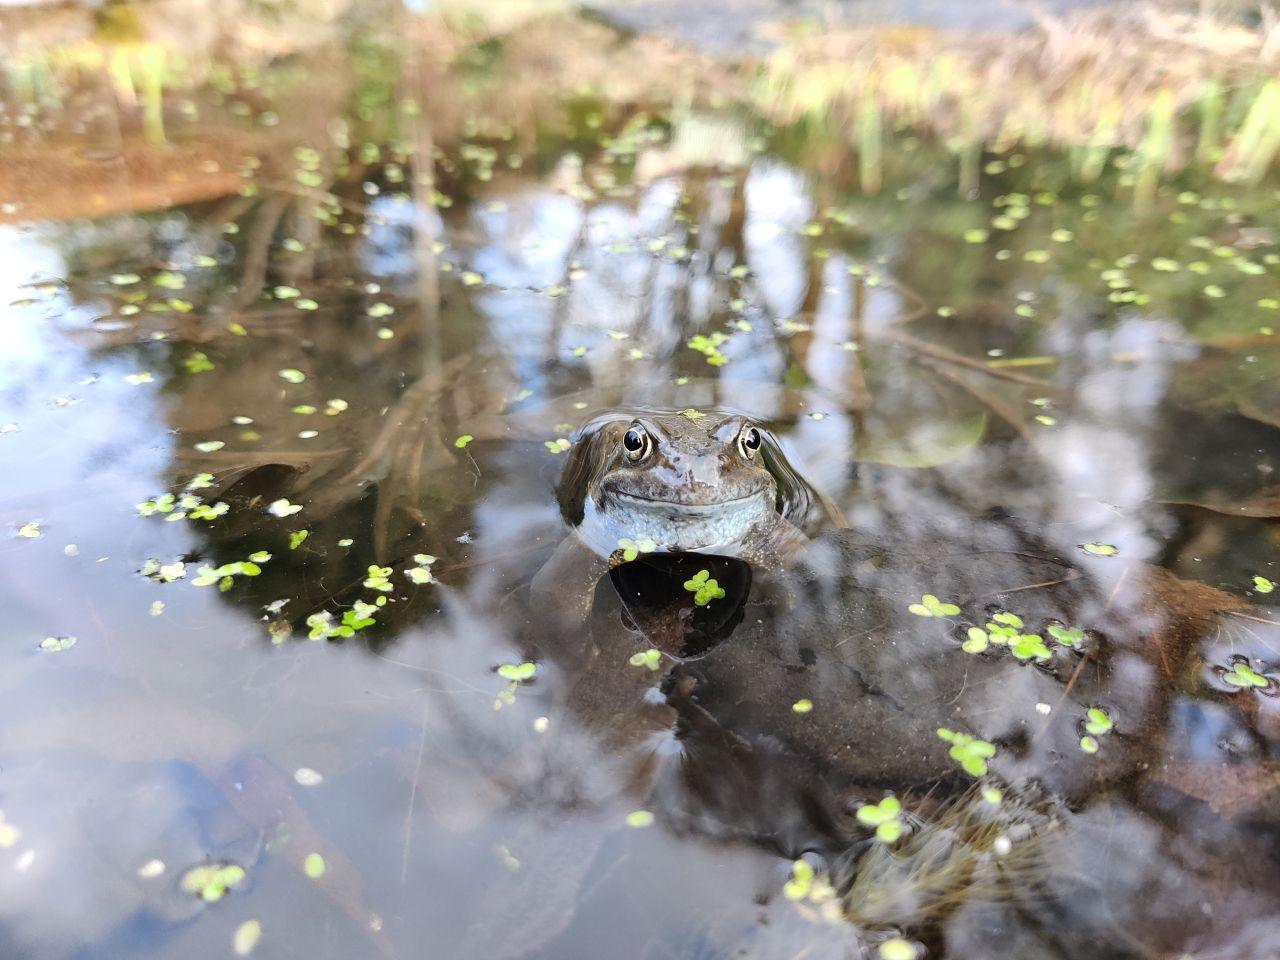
[607,489,769,512]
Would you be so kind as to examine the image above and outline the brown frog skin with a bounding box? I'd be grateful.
[530,407,838,617]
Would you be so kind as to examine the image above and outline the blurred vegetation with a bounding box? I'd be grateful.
[3,1,1279,198]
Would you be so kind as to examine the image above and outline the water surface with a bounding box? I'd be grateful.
[1,10,1279,960]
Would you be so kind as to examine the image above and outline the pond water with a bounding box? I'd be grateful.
[2,10,1279,960]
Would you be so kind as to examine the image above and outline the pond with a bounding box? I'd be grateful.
[1,5,1279,959]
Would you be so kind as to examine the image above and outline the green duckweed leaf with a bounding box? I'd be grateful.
[629,648,662,671]
[497,662,536,682]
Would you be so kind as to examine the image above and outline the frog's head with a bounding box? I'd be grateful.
[555,408,830,554]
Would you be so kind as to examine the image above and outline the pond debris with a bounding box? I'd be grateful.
[908,594,960,618]
[136,859,165,879]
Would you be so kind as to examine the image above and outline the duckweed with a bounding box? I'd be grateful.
[683,570,726,606]
[1084,707,1113,736]
[1048,624,1086,649]
[856,795,904,843]
[497,662,536,682]
[908,594,961,617]
[179,863,245,902]
[629,648,661,671]
[617,537,656,562]
[1081,542,1118,557]
[1221,660,1269,689]
[782,859,815,901]
[937,728,996,777]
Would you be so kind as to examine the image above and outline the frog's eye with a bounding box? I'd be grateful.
[622,425,651,461]
[738,425,761,459]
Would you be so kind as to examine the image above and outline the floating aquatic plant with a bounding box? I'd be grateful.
[363,565,393,592]
[684,570,726,606]
[1083,707,1113,736]
[1009,633,1051,662]
[181,863,244,903]
[1220,659,1269,689]
[856,795,904,843]
[140,559,186,582]
[962,626,990,653]
[303,853,326,879]
[937,728,996,777]
[688,333,729,366]
[1047,623,1086,649]
[908,594,961,617]
[629,648,661,671]
[192,553,268,591]
[617,537,656,562]
[782,859,815,901]
[1081,542,1118,557]
[498,662,536,682]
[405,554,437,584]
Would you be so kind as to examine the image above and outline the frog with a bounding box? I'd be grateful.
[529,406,841,619]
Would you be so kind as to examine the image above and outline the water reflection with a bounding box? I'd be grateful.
[1,15,1278,960]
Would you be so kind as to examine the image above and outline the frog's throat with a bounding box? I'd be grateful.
[578,488,776,556]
